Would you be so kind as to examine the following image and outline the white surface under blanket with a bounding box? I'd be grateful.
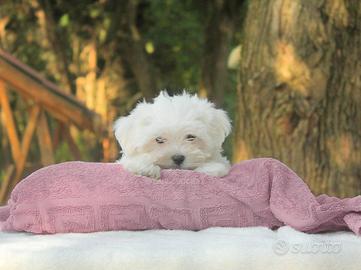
[1,226,361,270]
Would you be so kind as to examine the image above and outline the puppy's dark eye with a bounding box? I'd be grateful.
[185,134,196,141]
[155,137,166,144]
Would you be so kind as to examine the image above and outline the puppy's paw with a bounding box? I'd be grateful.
[137,164,161,179]
[119,157,161,179]
[195,162,230,177]
[123,163,161,179]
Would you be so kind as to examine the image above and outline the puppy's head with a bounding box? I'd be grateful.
[114,91,231,169]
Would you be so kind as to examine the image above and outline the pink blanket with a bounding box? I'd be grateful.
[0,158,361,234]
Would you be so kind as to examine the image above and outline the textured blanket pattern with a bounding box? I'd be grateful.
[0,158,361,234]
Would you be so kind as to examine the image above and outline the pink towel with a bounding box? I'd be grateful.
[1,158,360,234]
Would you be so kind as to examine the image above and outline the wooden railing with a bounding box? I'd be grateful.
[0,49,104,203]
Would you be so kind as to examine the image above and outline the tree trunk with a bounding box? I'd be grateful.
[37,0,76,94]
[122,0,158,101]
[234,0,361,197]
[123,38,158,101]
[199,0,233,106]
[199,0,243,106]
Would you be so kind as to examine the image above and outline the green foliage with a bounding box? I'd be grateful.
[59,14,70,28]
[143,0,204,91]
[54,142,73,163]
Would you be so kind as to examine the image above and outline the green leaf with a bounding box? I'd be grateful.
[59,14,70,27]
[99,29,107,43]
[90,8,100,18]
[145,41,155,54]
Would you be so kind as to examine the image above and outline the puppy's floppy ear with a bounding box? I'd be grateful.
[213,108,232,147]
[113,116,135,156]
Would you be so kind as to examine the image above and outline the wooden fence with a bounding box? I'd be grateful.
[0,49,104,204]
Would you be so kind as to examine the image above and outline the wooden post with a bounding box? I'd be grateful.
[0,103,41,203]
[0,165,15,204]
[36,110,55,166]
[63,127,82,160]
[53,121,63,150]
[11,105,41,186]
[0,81,21,162]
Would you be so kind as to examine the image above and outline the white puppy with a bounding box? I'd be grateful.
[114,91,231,179]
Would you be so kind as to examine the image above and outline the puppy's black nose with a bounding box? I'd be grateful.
[172,154,185,165]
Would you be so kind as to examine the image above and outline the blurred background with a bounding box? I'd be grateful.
[0,0,360,203]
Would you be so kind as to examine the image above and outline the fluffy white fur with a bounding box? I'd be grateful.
[114,91,232,179]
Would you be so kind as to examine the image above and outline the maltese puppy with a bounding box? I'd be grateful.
[114,91,231,179]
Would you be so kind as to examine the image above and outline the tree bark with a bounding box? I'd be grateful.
[234,0,361,197]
